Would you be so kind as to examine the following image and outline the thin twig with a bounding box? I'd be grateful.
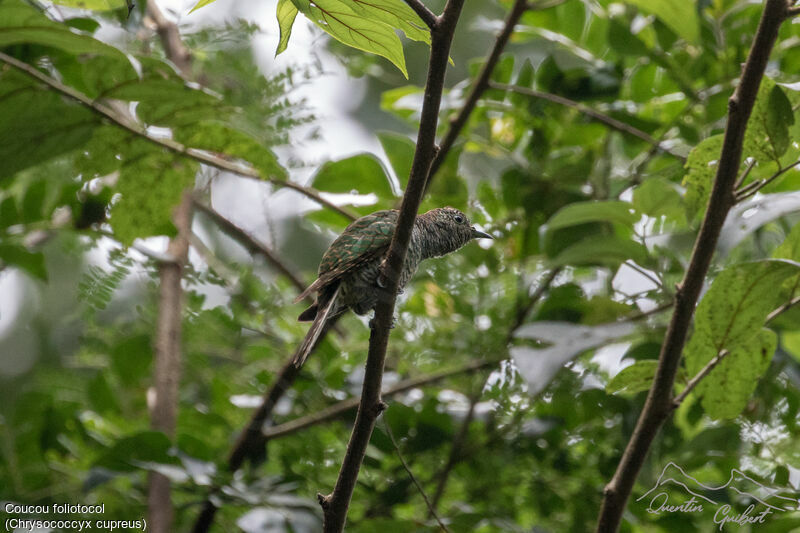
[261,359,494,440]
[403,0,438,29]
[489,82,685,160]
[383,418,451,532]
[145,0,191,75]
[624,260,663,290]
[766,294,800,322]
[596,2,788,531]
[671,349,729,408]
[319,2,466,530]
[192,199,308,294]
[0,52,357,222]
[735,160,800,201]
[425,0,531,193]
[627,301,674,321]
[734,158,757,189]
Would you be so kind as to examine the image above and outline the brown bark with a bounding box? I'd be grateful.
[148,193,193,533]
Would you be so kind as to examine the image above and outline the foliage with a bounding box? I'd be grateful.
[2,0,800,532]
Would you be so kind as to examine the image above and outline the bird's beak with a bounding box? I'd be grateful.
[471,227,493,239]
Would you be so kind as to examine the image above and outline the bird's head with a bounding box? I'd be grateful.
[419,207,493,257]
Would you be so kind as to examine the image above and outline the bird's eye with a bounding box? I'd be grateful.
[454,215,464,224]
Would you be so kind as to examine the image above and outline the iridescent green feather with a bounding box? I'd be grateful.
[318,209,398,277]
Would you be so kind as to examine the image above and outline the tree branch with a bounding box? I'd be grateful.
[0,52,356,222]
[595,2,788,531]
[261,359,494,441]
[319,2,466,530]
[734,158,757,189]
[192,199,308,294]
[490,82,686,160]
[425,0,530,192]
[148,192,192,533]
[145,0,191,76]
[403,0,437,29]
[146,10,193,531]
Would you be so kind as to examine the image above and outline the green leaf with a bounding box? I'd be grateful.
[0,243,47,280]
[275,0,299,55]
[766,84,794,158]
[175,121,287,180]
[632,178,685,224]
[682,134,723,219]
[783,330,800,363]
[773,224,800,292]
[189,0,217,13]
[311,153,394,198]
[0,71,97,179]
[64,17,101,33]
[744,78,789,164]
[109,147,198,245]
[509,59,535,108]
[624,0,698,44]
[380,85,423,121]
[774,224,800,262]
[52,0,128,11]
[346,0,430,44]
[111,335,152,385]
[606,360,659,395]
[551,235,649,267]
[87,373,120,413]
[0,0,130,59]
[608,18,650,57]
[377,131,414,189]
[691,260,800,352]
[687,328,777,419]
[545,200,638,232]
[103,78,225,127]
[94,431,173,472]
[296,0,409,78]
[0,196,19,228]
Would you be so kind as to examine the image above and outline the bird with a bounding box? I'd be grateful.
[292,206,493,368]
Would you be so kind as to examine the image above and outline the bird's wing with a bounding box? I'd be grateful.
[294,210,398,303]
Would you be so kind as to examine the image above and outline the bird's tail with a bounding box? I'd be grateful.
[293,284,340,368]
